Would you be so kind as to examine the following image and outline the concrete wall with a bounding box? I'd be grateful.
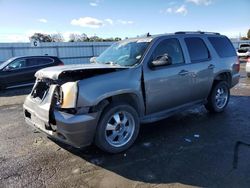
[0,42,113,64]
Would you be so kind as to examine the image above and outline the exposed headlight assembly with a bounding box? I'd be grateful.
[60,82,78,109]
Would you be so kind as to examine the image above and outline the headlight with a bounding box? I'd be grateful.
[60,82,78,109]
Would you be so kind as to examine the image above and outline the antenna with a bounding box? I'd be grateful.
[147,32,151,37]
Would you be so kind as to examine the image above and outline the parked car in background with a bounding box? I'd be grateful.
[246,57,250,78]
[24,32,240,153]
[237,43,250,61]
[0,56,64,90]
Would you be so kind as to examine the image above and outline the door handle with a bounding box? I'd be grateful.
[178,70,189,76]
[208,64,215,69]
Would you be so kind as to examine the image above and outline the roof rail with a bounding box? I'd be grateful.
[175,31,220,35]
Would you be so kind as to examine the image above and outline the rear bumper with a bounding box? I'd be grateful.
[237,52,250,59]
[231,73,240,88]
[23,95,99,148]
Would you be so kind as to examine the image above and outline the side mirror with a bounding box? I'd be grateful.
[151,54,172,67]
[90,57,97,63]
[3,66,12,72]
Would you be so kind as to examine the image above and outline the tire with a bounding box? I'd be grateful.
[0,84,5,91]
[247,73,250,78]
[205,81,230,113]
[95,102,140,153]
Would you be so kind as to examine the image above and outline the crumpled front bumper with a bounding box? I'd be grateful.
[23,93,99,148]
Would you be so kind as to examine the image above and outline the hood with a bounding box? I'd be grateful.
[35,63,127,80]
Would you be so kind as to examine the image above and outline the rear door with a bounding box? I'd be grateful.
[1,57,32,87]
[182,37,214,101]
[24,57,55,82]
[143,37,194,114]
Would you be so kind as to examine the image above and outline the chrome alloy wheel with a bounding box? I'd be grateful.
[215,86,229,109]
[105,111,135,147]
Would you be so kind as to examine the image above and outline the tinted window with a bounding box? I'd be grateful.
[185,37,210,63]
[26,57,53,67]
[37,58,54,65]
[7,59,27,69]
[152,38,184,65]
[208,37,236,57]
[240,44,250,48]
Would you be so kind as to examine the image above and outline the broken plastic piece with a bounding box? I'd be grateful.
[184,138,192,143]
[194,134,200,138]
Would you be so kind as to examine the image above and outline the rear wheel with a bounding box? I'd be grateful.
[205,81,230,113]
[0,84,5,91]
[95,102,140,153]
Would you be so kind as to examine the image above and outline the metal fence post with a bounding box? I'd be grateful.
[11,47,15,57]
[92,44,95,57]
[56,46,59,57]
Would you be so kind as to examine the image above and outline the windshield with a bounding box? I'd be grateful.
[0,57,16,70]
[95,39,151,66]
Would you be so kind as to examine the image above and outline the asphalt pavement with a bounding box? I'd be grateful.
[0,63,250,188]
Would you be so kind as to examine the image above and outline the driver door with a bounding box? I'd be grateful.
[1,58,33,87]
[143,38,194,114]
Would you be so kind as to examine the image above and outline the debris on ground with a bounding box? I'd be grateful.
[184,138,192,143]
[194,134,200,138]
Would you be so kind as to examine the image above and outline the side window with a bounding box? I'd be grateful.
[7,59,27,69]
[208,37,236,57]
[26,58,53,67]
[185,37,210,63]
[37,58,54,65]
[152,38,184,65]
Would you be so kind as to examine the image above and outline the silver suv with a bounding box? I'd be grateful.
[23,32,240,153]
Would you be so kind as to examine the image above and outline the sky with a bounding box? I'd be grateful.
[0,0,249,42]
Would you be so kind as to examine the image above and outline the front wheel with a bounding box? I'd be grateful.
[95,102,140,153]
[205,81,230,113]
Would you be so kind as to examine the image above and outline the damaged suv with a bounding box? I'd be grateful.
[24,32,240,153]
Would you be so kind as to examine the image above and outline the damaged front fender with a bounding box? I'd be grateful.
[76,66,144,111]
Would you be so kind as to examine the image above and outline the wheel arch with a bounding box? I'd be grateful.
[213,71,232,87]
[91,92,145,118]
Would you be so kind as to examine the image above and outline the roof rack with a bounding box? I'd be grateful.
[175,31,220,35]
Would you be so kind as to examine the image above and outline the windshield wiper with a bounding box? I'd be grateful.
[103,61,119,66]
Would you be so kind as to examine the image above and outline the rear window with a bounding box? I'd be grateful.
[240,44,250,48]
[185,37,210,63]
[208,37,236,58]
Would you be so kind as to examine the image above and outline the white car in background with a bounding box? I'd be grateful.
[246,57,250,78]
[237,43,250,61]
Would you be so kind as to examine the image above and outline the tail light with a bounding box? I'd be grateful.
[58,62,64,66]
[247,57,250,63]
[234,57,240,73]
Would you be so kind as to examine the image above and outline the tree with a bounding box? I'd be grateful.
[114,37,122,41]
[29,33,52,42]
[247,29,250,39]
[68,33,88,42]
[68,33,122,42]
[240,36,249,40]
[51,33,64,42]
[88,35,103,42]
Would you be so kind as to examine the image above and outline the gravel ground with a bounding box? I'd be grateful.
[0,63,250,188]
